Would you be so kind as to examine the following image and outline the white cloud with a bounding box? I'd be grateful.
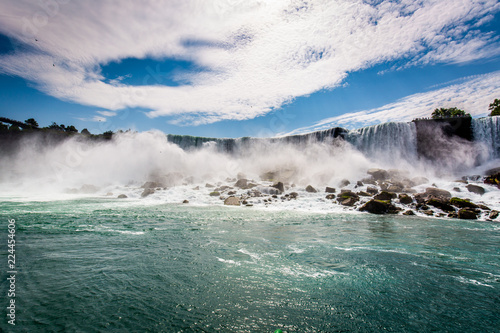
[96,110,117,117]
[283,70,500,135]
[0,0,499,124]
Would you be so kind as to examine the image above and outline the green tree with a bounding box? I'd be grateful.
[81,128,91,135]
[9,124,21,132]
[0,123,9,132]
[489,99,500,116]
[431,107,470,119]
[24,118,39,128]
[65,125,78,133]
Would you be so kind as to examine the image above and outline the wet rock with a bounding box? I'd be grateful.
[117,194,128,199]
[366,186,378,195]
[425,187,452,199]
[325,194,336,200]
[458,208,477,220]
[182,200,189,204]
[452,187,461,192]
[359,199,397,214]
[367,168,389,181]
[306,185,318,193]
[403,210,415,216]
[398,194,413,205]
[325,187,336,193]
[489,210,499,220]
[424,210,434,216]
[224,196,240,206]
[387,183,404,193]
[426,198,455,212]
[272,182,285,193]
[205,183,215,188]
[193,186,200,190]
[374,191,396,201]
[450,197,479,209]
[228,191,236,195]
[234,179,248,188]
[448,212,458,218]
[466,184,485,195]
[478,204,491,211]
[361,177,377,185]
[484,172,500,186]
[141,188,155,197]
[289,192,299,199]
[411,177,429,186]
[356,181,364,187]
[142,181,164,189]
[341,197,358,206]
[339,179,351,187]
[209,191,220,197]
[357,191,371,197]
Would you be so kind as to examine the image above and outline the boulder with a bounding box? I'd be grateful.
[398,194,413,205]
[366,186,378,195]
[450,197,479,209]
[387,183,404,193]
[325,194,336,200]
[272,182,285,193]
[466,184,485,195]
[403,210,415,216]
[235,179,248,188]
[305,185,318,193]
[458,208,477,220]
[205,183,215,188]
[182,199,189,204]
[356,181,364,187]
[357,191,371,197]
[142,181,164,189]
[325,187,336,193]
[489,210,499,220]
[359,200,398,214]
[237,172,246,180]
[289,192,299,199]
[367,168,389,181]
[411,177,429,186]
[141,188,154,197]
[224,196,241,206]
[485,167,500,176]
[117,194,128,199]
[209,191,220,197]
[339,179,351,187]
[424,187,452,200]
[452,187,461,192]
[341,197,358,206]
[374,191,396,201]
[426,198,455,212]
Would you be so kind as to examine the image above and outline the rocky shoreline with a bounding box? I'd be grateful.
[100,166,500,222]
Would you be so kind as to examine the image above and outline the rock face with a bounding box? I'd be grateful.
[224,196,240,206]
[458,208,478,219]
[466,184,485,195]
[305,185,317,193]
[359,200,397,214]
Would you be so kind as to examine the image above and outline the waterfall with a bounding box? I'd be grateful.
[472,117,500,160]
[345,122,418,163]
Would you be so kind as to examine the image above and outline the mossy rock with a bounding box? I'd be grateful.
[374,191,396,201]
[209,191,220,197]
[450,197,478,209]
[426,198,455,212]
[458,208,477,220]
[359,199,397,214]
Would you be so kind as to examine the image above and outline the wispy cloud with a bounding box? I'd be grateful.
[96,111,117,117]
[77,115,107,123]
[0,0,499,125]
[282,71,500,135]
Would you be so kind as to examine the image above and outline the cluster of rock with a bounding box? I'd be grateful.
[114,167,498,221]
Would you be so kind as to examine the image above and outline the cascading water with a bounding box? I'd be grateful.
[345,122,418,164]
[472,117,500,160]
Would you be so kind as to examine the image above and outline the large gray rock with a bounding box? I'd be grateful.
[272,182,285,193]
[367,168,389,181]
[141,188,155,197]
[424,187,452,199]
[374,191,396,201]
[325,187,336,193]
[224,196,241,206]
[466,184,485,195]
[235,179,248,188]
[398,194,413,205]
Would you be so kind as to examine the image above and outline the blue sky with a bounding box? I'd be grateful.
[0,0,499,138]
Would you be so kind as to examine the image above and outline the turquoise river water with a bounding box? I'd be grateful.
[1,198,499,332]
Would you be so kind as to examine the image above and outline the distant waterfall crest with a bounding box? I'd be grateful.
[345,122,418,163]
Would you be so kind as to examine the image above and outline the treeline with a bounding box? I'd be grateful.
[0,117,114,139]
